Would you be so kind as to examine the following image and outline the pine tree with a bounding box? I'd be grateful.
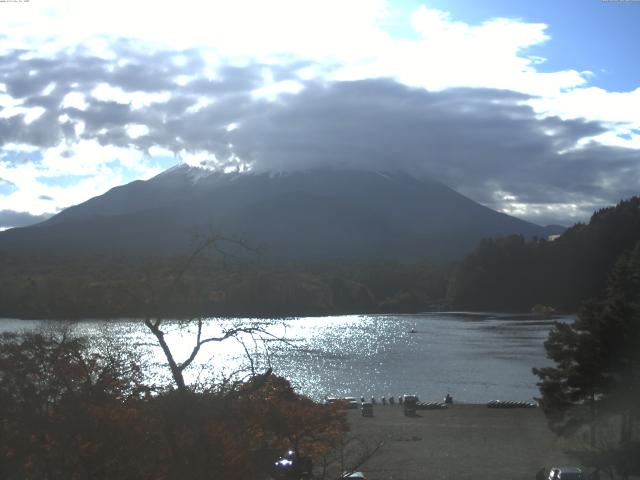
[533,242,640,474]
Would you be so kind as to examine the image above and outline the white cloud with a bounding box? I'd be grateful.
[147,146,175,158]
[500,199,598,226]
[362,6,586,95]
[528,86,640,150]
[251,80,304,100]
[74,120,85,137]
[27,140,138,178]
[90,83,171,109]
[23,107,46,124]
[1,1,639,223]
[185,97,212,114]
[531,86,640,126]
[1,0,389,59]
[42,82,56,96]
[0,139,165,215]
[0,2,622,103]
[126,124,149,139]
[180,150,219,168]
[0,143,39,153]
[0,105,22,119]
[61,91,88,110]
[0,105,47,123]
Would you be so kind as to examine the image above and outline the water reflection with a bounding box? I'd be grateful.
[0,312,572,402]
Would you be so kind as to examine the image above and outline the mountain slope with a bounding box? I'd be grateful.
[0,166,563,260]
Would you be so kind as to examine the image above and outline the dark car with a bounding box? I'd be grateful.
[273,450,313,479]
[403,395,418,416]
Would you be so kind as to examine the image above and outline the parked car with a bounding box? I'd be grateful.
[273,450,312,479]
[403,395,419,416]
[344,397,360,409]
[342,471,367,479]
[325,397,359,409]
[547,466,584,480]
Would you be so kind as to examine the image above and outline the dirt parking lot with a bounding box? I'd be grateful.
[343,404,577,480]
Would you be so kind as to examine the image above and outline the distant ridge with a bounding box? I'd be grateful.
[0,165,564,260]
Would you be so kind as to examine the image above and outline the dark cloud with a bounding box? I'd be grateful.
[0,45,638,225]
[0,112,61,148]
[0,45,270,152]
[186,64,264,95]
[224,79,628,223]
[0,210,52,228]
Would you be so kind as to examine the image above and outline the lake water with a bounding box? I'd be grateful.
[0,312,570,403]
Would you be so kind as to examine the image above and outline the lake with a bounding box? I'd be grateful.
[0,312,570,403]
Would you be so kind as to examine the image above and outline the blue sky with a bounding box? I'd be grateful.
[422,0,640,91]
[1,0,639,228]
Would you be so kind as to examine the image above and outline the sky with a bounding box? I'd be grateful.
[1,0,639,229]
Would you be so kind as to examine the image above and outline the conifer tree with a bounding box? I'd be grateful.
[533,242,640,473]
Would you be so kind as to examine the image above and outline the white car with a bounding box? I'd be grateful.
[342,472,367,479]
[547,466,584,480]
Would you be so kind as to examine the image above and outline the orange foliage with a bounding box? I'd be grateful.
[0,332,348,480]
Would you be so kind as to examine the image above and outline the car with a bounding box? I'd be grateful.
[342,471,367,479]
[344,397,360,409]
[325,397,359,409]
[547,466,584,480]
[402,394,419,416]
[273,450,312,478]
[361,402,373,417]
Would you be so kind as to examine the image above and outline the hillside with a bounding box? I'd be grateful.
[0,166,562,261]
[447,196,640,311]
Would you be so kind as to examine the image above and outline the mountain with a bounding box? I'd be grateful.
[0,165,564,260]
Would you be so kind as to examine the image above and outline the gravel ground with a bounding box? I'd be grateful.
[343,404,578,480]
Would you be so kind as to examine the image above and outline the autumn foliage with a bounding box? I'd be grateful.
[0,331,348,480]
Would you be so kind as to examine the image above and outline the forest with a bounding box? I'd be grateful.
[447,196,640,312]
[2,196,640,319]
[0,253,450,319]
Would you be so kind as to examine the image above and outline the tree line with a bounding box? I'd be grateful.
[447,197,640,312]
[0,254,450,319]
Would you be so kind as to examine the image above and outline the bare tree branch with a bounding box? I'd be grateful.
[235,335,256,376]
[141,231,263,393]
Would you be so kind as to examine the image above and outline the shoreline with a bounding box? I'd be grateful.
[0,310,571,322]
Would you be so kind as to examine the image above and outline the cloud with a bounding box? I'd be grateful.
[1,0,389,59]
[0,177,17,195]
[0,4,639,226]
[0,209,52,229]
[0,43,638,224]
[221,79,638,224]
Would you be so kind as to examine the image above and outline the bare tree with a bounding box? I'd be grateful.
[140,232,269,393]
